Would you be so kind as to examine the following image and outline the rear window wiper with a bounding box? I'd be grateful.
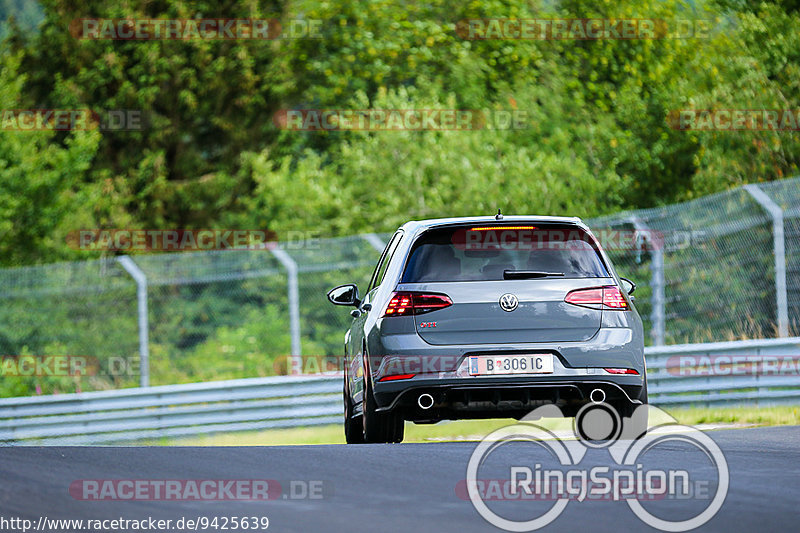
[503,270,565,280]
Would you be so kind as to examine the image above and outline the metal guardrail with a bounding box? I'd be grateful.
[0,375,340,445]
[2,338,799,445]
[646,337,800,406]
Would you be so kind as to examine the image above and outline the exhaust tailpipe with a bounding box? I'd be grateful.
[417,393,434,410]
[589,388,606,404]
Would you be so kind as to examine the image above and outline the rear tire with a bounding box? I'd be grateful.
[362,372,404,443]
[386,411,405,443]
[616,379,649,440]
[343,373,364,444]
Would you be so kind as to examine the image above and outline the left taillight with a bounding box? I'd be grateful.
[378,373,416,381]
[564,286,629,310]
[382,291,453,317]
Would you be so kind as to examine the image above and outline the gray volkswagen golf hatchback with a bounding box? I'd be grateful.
[327,215,646,443]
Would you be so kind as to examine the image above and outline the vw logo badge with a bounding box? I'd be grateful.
[499,293,519,312]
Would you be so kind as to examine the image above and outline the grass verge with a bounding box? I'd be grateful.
[161,405,800,446]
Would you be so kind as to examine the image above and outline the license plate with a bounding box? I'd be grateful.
[468,354,554,376]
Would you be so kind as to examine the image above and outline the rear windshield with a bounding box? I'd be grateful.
[401,224,610,282]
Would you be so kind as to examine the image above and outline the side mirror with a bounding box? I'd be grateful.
[619,277,636,295]
[327,284,360,307]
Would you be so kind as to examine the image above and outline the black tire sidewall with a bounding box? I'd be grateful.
[343,369,364,444]
[361,370,386,442]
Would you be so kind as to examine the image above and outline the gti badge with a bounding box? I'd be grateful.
[499,293,518,312]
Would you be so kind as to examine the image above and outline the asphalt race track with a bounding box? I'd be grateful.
[1,426,798,533]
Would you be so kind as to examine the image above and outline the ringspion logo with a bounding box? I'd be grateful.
[464,404,728,531]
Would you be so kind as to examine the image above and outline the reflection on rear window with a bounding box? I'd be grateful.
[401,224,610,282]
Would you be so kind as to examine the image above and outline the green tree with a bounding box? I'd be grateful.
[0,50,100,265]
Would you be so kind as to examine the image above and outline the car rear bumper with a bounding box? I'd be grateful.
[374,375,644,419]
[367,327,645,419]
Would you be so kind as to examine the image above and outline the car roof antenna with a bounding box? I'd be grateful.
[495,209,503,220]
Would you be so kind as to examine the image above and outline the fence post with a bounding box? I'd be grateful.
[116,256,149,387]
[271,249,301,366]
[630,216,666,346]
[650,247,666,346]
[744,184,789,337]
[362,233,386,253]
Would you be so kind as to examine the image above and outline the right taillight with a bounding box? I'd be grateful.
[604,368,639,375]
[382,291,453,317]
[565,286,629,310]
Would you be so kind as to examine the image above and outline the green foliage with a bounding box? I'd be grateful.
[0,51,101,265]
[246,85,630,237]
[7,0,285,236]
[0,0,43,40]
[4,0,800,262]
[151,305,325,384]
[2,0,800,395]
[686,2,800,193]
